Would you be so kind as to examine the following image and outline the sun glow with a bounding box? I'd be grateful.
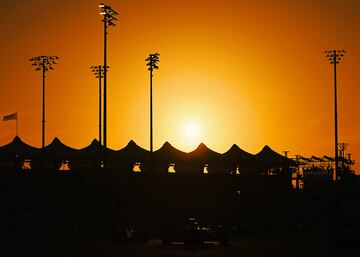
[183,121,201,143]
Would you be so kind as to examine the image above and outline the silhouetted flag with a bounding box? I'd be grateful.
[3,112,17,121]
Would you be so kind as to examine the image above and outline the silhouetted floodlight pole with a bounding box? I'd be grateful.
[90,65,107,145]
[145,53,160,172]
[91,65,107,167]
[324,49,346,181]
[99,3,118,166]
[29,56,59,149]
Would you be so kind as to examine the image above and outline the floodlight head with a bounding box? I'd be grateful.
[90,65,108,78]
[324,49,346,64]
[145,53,160,72]
[98,2,118,27]
[30,55,59,72]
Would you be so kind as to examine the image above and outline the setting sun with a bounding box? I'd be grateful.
[183,121,201,140]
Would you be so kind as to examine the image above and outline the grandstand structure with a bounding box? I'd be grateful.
[0,137,355,192]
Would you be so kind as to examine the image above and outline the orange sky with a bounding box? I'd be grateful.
[0,0,359,172]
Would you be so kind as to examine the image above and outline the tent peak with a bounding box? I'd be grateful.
[261,145,272,151]
[87,139,101,147]
[191,142,221,155]
[229,144,240,150]
[198,142,207,148]
[12,136,22,143]
[127,140,138,146]
[163,141,172,147]
[91,138,100,143]
[51,137,61,143]
[122,140,148,152]
[189,143,208,153]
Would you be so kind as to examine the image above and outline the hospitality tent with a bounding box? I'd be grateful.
[0,136,41,169]
[43,137,79,170]
[73,139,118,169]
[222,144,255,174]
[116,140,150,172]
[185,143,224,174]
[254,145,296,174]
[152,142,188,173]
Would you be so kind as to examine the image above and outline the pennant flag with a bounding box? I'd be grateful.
[3,112,17,121]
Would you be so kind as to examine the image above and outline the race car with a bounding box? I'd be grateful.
[161,217,229,245]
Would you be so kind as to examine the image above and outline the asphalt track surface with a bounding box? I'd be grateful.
[2,230,358,257]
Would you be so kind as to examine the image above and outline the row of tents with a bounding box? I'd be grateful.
[0,136,296,174]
